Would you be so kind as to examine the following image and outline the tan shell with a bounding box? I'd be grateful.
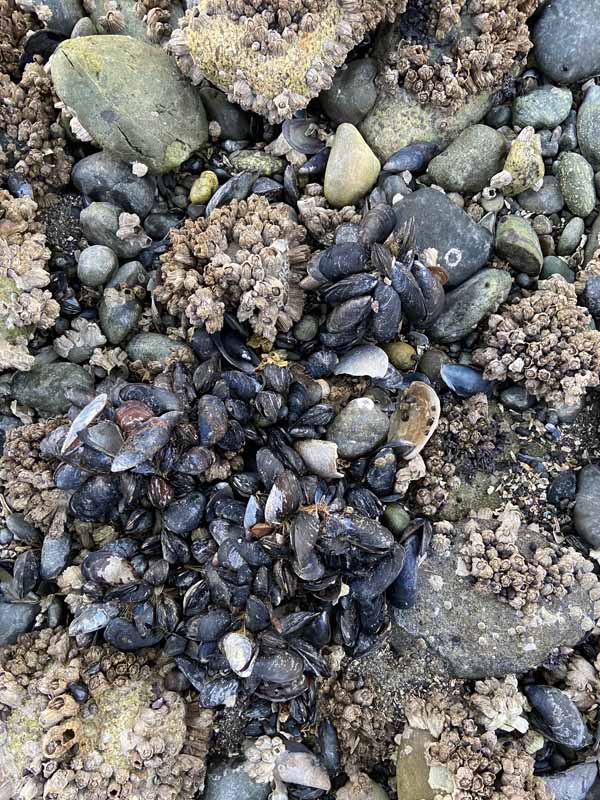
[388,382,440,460]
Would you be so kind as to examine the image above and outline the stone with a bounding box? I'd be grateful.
[80,202,146,259]
[495,216,543,275]
[392,523,598,678]
[499,385,535,412]
[547,470,577,508]
[327,398,389,460]
[51,36,208,174]
[417,348,450,390]
[320,59,378,126]
[106,260,147,289]
[324,124,380,208]
[518,176,564,215]
[143,213,180,240]
[534,0,600,83]
[99,292,142,345]
[71,151,156,218]
[512,86,572,130]
[88,0,182,43]
[541,255,575,282]
[543,763,598,800]
[556,152,596,218]
[574,464,600,548]
[230,151,284,177]
[203,761,269,800]
[382,504,411,536]
[77,244,118,287]
[577,85,600,169]
[70,16,96,36]
[526,686,590,749]
[585,212,600,264]
[396,728,436,800]
[429,269,513,343]
[558,217,585,256]
[426,125,505,194]
[384,342,417,371]
[11,363,94,414]
[199,87,253,140]
[583,276,600,319]
[502,133,545,196]
[30,0,83,33]
[0,603,40,646]
[359,85,491,163]
[393,188,493,287]
[126,333,192,366]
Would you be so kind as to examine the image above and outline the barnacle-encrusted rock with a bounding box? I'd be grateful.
[473,275,600,408]
[0,627,212,800]
[0,0,34,77]
[172,0,408,123]
[157,194,310,346]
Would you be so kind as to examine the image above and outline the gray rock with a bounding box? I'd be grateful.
[30,0,83,33]
[526,685,590,749]
[558,217,585,255]
[0,602,40,646]
[578,85,600,169]
[80,202,146,259]
[324,123,380,208]
[495,216,543,275]
[70,16,96,36]
[99,292,142,345]
[541,255,575,282]
[88,0,182,43]
[393,188,493,287]
[320,59,378,126]
[583,276,600,319]
[543,763,598,800]
[534,0,600,83]
[11,363,94,414]
[51,36,207,174]
[77,244,118,287]
[574,464,600,548]
[426,125,505,194]
[203,761,270,800]
[499,385,535,412]
[585,211,600,264]
[71,151,155,218]
[126,333,192,365]
[556,152,596,218]
[518,176,564,214]
[429,269,513,343]
[106,260,147,289]
[327,398,389,459]
[143,213,180,239]
[512,86,572,130]
[199,87,252,140]
[392,523,598,678]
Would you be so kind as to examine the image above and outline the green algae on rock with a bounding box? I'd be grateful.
[50,35,207,173]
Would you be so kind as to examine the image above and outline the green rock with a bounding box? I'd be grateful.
[230,151,284,176]
[88,0,182,42]
[382,504,411,536]
[11,363,94,414]
[126,333,191,365]
[429,269,513,343]
[558,217,585,256]
[503,133,545,196]
[495,216,543,275]
[556,152,596,218]
[541,256,575,283]
[512,86,572,130]
[324,123,380,208]
[51,36,207,174]
[427,124,506,194]
[577,85,600,169]
[99,292,142,345]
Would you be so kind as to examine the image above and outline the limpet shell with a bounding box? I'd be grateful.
[388,381,440,460]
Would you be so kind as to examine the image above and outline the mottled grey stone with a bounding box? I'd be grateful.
[495,216,543,275]
[556,152,596,217]
[126,333,192,365]
[512,86,572,130]
[80,202,147,259]
[534,0,600,83]
[11,363,94,414]
[518,176,564,214]
[77,244,118,287]
[203,761,270,800]
[575,464,600,548]
[427,125,506,194]
[71,151,156,218]
[320,58,378,126]
[327,398,389,459]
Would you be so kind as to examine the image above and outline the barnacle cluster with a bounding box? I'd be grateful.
[156,194,310,346]
[0,190,59,370]
[377,0,540,112]
[0,0,33,77]
[473,275,600,408]
[297,182,362,247]
[171,0,407,123]
[0,627,212,800]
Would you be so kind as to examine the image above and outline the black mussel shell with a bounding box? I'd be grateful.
[371,280,402,343]
[358,204,396,246]
[326,296,372,334]
[323,273,379,305]
[318,243,370,281]
[185,608,232,642]
[104,618,163,651]
[69,476,120,523]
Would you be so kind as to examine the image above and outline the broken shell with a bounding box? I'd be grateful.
[388,381,440,460]
[221,632,256,677]
[334,344,389,379]
[275,747,331,791]
[61,393,108,453]
[294,440,342,480]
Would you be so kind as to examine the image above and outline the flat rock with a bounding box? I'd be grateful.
[324,123,380,208]
[495,216,543,275]
[71,151,156,218]
[203,761,269,800]
[394,188,493,287]
[534,0,600,83]
[327,398,389,459]
[512,86,573,130]
[427,124,506,194]
[11,363,94,414]
[51,36,207,173]
[0,603,40,646]
[392,522,598,678]
[126,333,192,365]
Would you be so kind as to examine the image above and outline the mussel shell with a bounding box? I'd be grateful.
[198,677,239,708]
[357,594,387,635]
[412,263,445,328]
[440,364,495,397]
[370,281,402,343]
[305,350,339,379]
[118,384,180,414]
[61,393,108,453]
[79,421,124,457]
[298,148,330,176]
[253,650,304,684]
[323,274,378,305]
[12,551,40,598]
[264,470,301,524]
[163,492,206,535]
[346,487,384,519]
[387,530,425,609]
[197,395,229,446]
[69,476,120,522]
[69,603,118,636]
[246,595,271,632]
[390,265,426,324]
[104,618,163,651]
[357,204,396,246]
[323,511,395,554]
[366,447,397,496]
[388,381,441,460]
[185,608,231,641]
[40,533,72,581]
[82,551,136,586]
[318,718,341,776]
[351,544,406,602]
[318,243,370,281]
[205,170,256,216]
[111,413,178,473]
[282,118,325,155]
[326,296,371,333]
[54,462,91,490]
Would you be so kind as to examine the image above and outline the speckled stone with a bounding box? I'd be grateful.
[99,293,142,345]
[0,603,40,646]
[556,152,596,218]
[541,256,575,282]
[77,244,118,287]
[427,125,506,194]
[503,135,545,196]
[71,151,156,218]
[327,398,389,459]
[577,85,600,169]
[518,176,564,214]
[558,217,585,255]
[512,86,572,130]
[495,216,543,275]
[80,202,146,259]
[575,464,600,548]
[126,333,192,365]
[11,363,94,414]
[203,762,269,800]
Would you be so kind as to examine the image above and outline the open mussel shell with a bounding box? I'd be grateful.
[294,440,342,480]
[388,381,440,460]
[111,412,179,472]
[282,117,325,155]
[61,393,108,453]
[357,204,396,246]
[333,344,389,379]
[221,632,256,677]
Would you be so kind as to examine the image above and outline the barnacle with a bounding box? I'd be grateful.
[468,675,529,734]
[170,0,408,123]
[157,194,311,347]
[53,318,107,362]
[297,182,361,247]
[0,0,34,77]
[473,275,600,408]
[0,627,212,800]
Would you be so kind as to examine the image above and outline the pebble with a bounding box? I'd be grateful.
[561,110,579,151]
[189,172,219,205]
[541,255,575,282]
[0,603,40,646]
[11,363,94,414]
[382,174,412,204]
[382,504,411,536]
[106,260,147,289]
[203,761,270,800]
[426,124,506,194]
[518,176,564,214]
[77,244,118,287]
[99,292,142,345]
[499,385,535,411]
[582,276,600,319]
[70,16,95,37]
[71,151,156,218]
[429,269,513,343]
[320,58,378,126]
[495,216,543,275]
[327,398,389,459]
[558,217,584,255]
[394,187,493,287]
[555,152,596,217]
[417,348,450,390]
[324,123,381,208]
[126,333,192,366]
[384,341,417,371]
[526,685,590,749]
[574,464,600,548]
[585,212,600,264]
[547,470,577,508]
[534,0,600,83]
[199,87,253,140]
[144,213,180,240]
[30,0,83,34]
[502,132,545,196]
[80,202,146,259]
[512,86,572,130]
[293,315,319,342]
[485,105,512,129]
[577,85,600,169]
[543,763,598,800]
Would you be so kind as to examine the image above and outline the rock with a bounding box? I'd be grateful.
[543,763,598,800]
[327,398,389,459]
[99,292,142,345]
[526,685,590,749]
[106,260,147,289]
[126,333,191,366]
[143,213,180,240]
[199,87,253,140]
[577,85,600,169]
[583,276,600,319]
[189,172,219,205]
[518,176,564,214]
[393,188,493,287]
[324,124,380,208]
[512,86,572,130]
[30,0,83,33]
[336,774,388,800]
[502,132,545,196]
[534,0,600,83]
[585,212,600,264]
[556,152,596,218]
[320,59,378,126]
[88,0,182,42]
[71,16,96,36]
[499,385,535,412]
[429,269,512,343]
[80,202,146,259]
[230,151,284,177]
[384,342,417,371]
[396,727,436,800]
[547,470,577,508]
[495,216,543,275]
[417,348,451,390]
[0,603,40,646]
[77,244,118,287]
[382,504,411,536]
[541,255,575,282]
[11,363,94,414]
[558,217,585,256]
[71,151,156,218]
[426,125,505,194]
[392,522,598,678]
[575,464,600,548]
[359,85,491,163]
[51,36,207,174]
[383,142,438,174]
[203,761,270,800]
[334,344,389,379]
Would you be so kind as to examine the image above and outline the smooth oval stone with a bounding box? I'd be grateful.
[518,176,564,214]
[547,470,577,508]
[526,685,591,749]
[106,260,147,289]
[427,125,506,194]
[556,152,596,218]
[126,333,192,365]
[0,602,40,646]
[534,0,600,83]
[324,123,381,208]
[577,85,600,169]
[99,293,142,345]
[80,202,147,259]
[575,464,600,548]
[203,761,270,800]
[503,135,545,196]
[327,398,389,460]
[334,345,389,379]
[320,58,378,125]
[495,216,543,275]
[71,151,156,217]
[77,244,118,287]
[512,86,572,130]
[11,363,94,414]
[541,255,575,282]
[543,763,598,800]
[558,217,584,256]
